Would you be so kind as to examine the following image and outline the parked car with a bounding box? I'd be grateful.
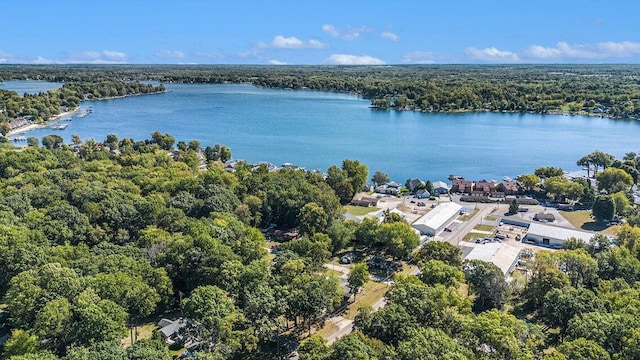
[340,252,356,264]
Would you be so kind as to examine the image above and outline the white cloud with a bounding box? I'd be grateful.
[102,50,127,60]
[322,24,369,40]
[0,50,13,63]
[402,51,436,64]
[381,31,399,41]
[63,50,128,64]
[155,49,185,58]
[32,56,54,64]
[525,41,640,59]
[322,24,340,38]
[465,47,520,62]
[325,54,385,65]
[269,35,327,49]
[268,59,288,65]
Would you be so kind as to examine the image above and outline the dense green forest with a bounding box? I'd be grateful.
[0,131,640,359]
[0,75,165,130]
[2,64,640,121]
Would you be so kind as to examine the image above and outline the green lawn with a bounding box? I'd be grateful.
[484,216,498,221]
[463,232,487,241]
[121,323,158,348]
[324,268,344,278]
[474,224,494,231]
[344,205,380,216]
[559,210,619,236]
[344,281,389,319]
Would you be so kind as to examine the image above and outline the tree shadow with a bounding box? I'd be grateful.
[581,221,609,231]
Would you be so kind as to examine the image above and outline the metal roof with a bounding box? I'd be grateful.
[527,222,594,242]
[412,202,462,231]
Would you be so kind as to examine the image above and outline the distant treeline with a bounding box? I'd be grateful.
[2,64,640,119]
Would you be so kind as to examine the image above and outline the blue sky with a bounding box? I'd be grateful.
[2,0,639,65]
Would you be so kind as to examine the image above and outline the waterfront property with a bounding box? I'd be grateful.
[525,222,594,248]
[375,182,401,196]
[12,82,640,183]
[432,181,450,195]
[412,202,462,236]
[350,196,379,207]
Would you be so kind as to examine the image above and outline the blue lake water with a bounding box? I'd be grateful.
[7,82,640,183]
[0,80,63,94]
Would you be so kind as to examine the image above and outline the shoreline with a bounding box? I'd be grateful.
[7,108,79,137]
[6,90,166,138]
[86,89,168,102]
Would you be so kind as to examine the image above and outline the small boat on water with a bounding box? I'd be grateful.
[11,136,27,142]
[52,123,68,130]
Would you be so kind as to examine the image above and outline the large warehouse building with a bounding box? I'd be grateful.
[412,202,462,236]
[526,222,595,248]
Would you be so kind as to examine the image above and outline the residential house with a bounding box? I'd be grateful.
[408,179,425,193]
[432,181,449,195]
[415,189,430,199]
[375,181,401,196]
[474,181,497,195]
[451,178,473,193]
[272,228,300,241]
[498,181,521,195]
[350,196,379,207]
[157,318,187,345]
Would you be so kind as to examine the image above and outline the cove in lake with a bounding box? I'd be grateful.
[9,82,640,183]
[0,80,63,95]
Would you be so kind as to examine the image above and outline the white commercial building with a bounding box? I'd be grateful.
[412,202,462,236]
[526,222,595,248]
[464,242,521,275]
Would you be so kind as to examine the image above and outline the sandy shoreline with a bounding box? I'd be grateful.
[7,108,79,137]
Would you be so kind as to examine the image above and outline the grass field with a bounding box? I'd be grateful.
[559,210,619,236]
[484,215,498,221]
[316,321,340,338]
[344,281,389,319]
[121,323,158,348]
[323,268,344,278]
[344,205,379,216]
[474,224,494,232]
[463,232,488,241]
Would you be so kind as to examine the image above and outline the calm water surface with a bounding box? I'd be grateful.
[8,82,640,183]
[0,80,62,94]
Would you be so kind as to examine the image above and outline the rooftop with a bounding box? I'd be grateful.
[413,202,462,230]
[527,222,594,242]
[464,242,521,274]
